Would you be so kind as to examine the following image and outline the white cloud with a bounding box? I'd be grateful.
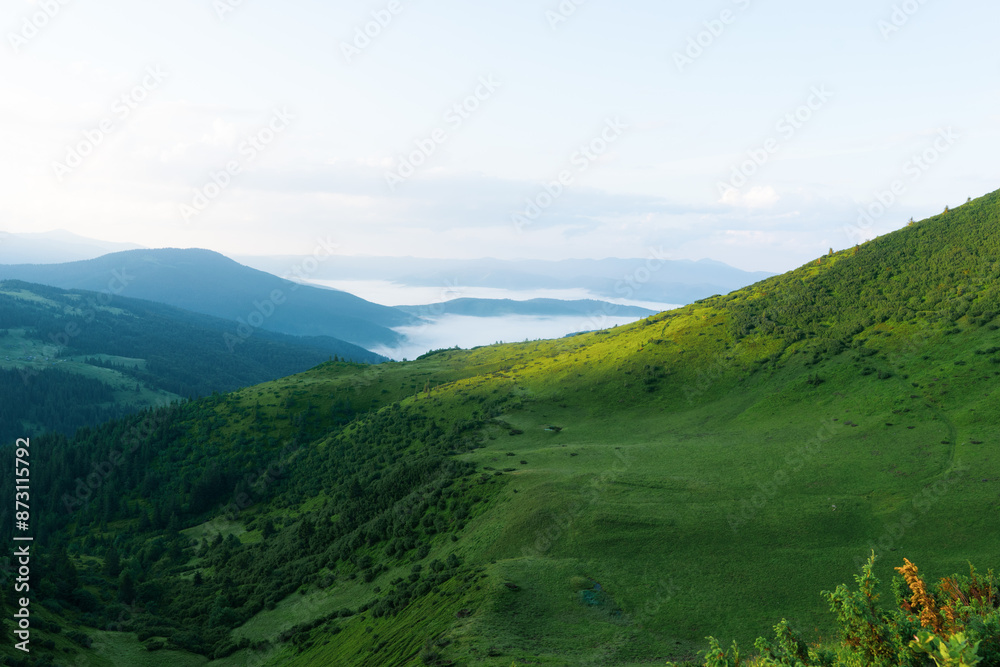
[720,185,780,209]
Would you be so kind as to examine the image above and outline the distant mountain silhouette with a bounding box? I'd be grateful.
[397,298,657,319]
[237,255,775,304]
[0,229,143,264]
[0,248,415,348]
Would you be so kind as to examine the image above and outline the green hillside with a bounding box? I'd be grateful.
[0,280,385,444]
[2,191,1000,666]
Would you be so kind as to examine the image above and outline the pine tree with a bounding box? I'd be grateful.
[298,518,315,542]
[118,570,136,603]
[51,544,79,599]
[104,545,122,578]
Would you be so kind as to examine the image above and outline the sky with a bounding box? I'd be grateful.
[1,0,998,273]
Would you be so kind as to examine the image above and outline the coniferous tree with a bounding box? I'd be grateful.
[104,545,122,578]
[118,571,136,604]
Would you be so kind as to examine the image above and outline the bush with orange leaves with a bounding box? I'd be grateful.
[896,558,948,636]
[670,553,1000,667]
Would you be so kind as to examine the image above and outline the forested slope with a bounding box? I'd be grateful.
[0,281,384,443]
[1,192,999,666]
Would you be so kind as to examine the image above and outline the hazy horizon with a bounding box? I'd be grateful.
[0,228,772,273]
[3,2,998,274]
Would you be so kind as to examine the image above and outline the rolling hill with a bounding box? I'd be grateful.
[0,280,384,444]
[0,248,415,348]
[2,190,1000,666]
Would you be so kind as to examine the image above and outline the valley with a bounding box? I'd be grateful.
[2,192,999,665]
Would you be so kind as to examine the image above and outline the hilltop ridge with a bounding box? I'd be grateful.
[0,248,415,348]
[2,190,999,666]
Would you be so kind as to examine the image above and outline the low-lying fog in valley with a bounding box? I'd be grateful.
[370,313,647,361]
[304,279,679,360]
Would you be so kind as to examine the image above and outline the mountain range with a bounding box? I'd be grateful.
[3,190,998,665]
[0,248,413,348]
[239,254,775,305]
[395,297,656,319]
[0,247,763,359]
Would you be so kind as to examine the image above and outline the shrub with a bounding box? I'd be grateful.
[678,554,999,667]
[911,631,981,667]
[66,630,93,648]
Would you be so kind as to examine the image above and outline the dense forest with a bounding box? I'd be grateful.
[0,280,385,443]
[0,368,130,444]
[720,198,1000,354]
[0,370,510,662]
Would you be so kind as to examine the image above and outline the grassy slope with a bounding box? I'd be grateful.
[280,336,992,665]
[18,192,1000,666]
[273,194,1000,665]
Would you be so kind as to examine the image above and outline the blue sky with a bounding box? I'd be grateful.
[1,0,997,272]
